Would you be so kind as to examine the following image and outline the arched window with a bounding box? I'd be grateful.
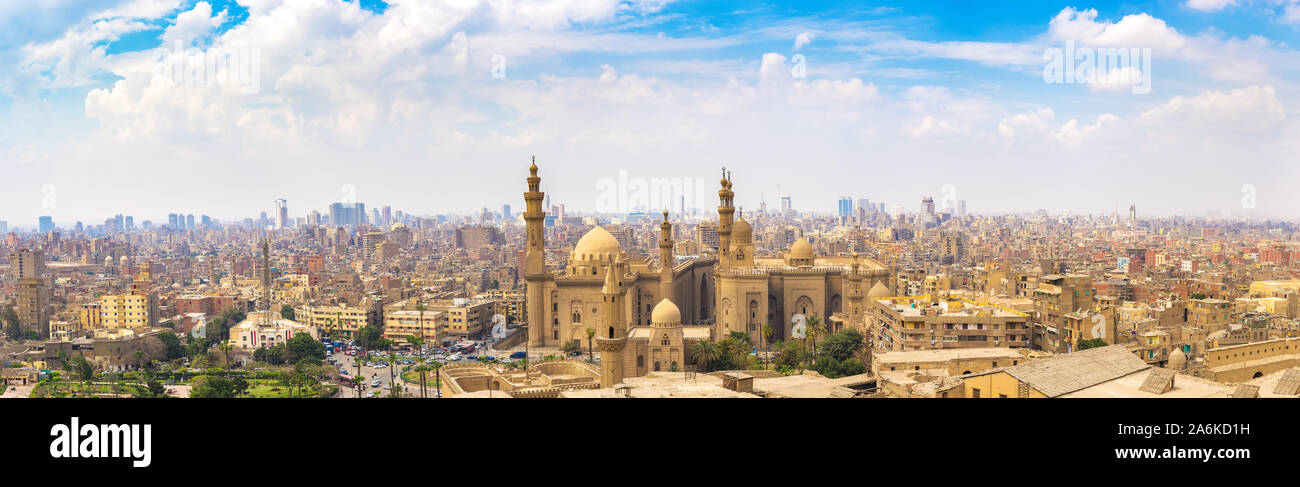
[661,334,670,346]
[654,361,661,371]
[572,312,581,323]
[609,326,615,339]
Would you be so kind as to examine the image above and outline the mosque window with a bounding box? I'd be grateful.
[637,356,644,367]
[661,334,670,346]
[572,312,581,323]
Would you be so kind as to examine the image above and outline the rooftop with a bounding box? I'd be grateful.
[875,347,1024,364]
[1002,345,1150,398]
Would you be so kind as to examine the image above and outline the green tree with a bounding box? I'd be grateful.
[253,344,287,365]
[2,305,22,341]
[585,327,596,362]
[819,329,865,362]
[190,375,236,398]
[217,340,233,370]
[286,333,326,364]
[761,324,774,370]
[156,332,185,360]
[805,315,826,360]
[280,305,295,321]
[689,340,722,372]
[231,376,250,397]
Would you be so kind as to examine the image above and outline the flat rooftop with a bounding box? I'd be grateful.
[560,372,755,398]
[875,347,1024,364]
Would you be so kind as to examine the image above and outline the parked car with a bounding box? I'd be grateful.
[509,351,527,359]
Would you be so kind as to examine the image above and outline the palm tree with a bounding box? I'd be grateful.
[585,327,596,363]
[689,340,722,373]
[408,335,425,398]
[731,337,751,370]
[428,361,443,398]
[217,341,232,372]
[761,324,774,370]
[384,339,398,398]
[805,315,826,361]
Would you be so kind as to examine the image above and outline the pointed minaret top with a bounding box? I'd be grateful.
[602,262,619,294]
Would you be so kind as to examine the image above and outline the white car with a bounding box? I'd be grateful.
[448,353,462,361]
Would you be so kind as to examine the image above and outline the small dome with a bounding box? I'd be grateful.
[868,281,891,298]
[731,216,752,245]
[572,226,622,261]
[1168,348,1187,369]
[789,238,814,260]
[650,298,681,324]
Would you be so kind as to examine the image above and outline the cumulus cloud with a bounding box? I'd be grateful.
[1137,85,1286,133]
[3,0,1299,221]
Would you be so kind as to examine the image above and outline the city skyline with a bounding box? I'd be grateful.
[2,1,1299,222]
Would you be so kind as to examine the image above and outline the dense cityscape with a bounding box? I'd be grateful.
[6,0,1300,471]
[3,160,1298,399]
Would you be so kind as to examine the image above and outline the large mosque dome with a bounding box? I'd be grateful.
[572,226,622,262]
[650,298,682,325]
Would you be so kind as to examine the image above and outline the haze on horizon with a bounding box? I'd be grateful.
[2,0,1299,227]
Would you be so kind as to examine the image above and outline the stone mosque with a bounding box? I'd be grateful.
[523,160,892,387]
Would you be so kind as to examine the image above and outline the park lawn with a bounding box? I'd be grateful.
[245,382,323,398]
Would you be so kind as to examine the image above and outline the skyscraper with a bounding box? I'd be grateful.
[275,199,289,228]
[38,216,54,233]
[780,195,792,214]
[838,197,854,217]
[329,202,365,227]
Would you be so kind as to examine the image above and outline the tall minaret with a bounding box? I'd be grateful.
[596,259,627,388]
[717,168,735,271]
[658,209,674,304]
[524,157,548,347]
[847,253,865,327]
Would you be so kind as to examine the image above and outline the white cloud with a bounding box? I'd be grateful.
[1048,7,1187,51]
[1184,0,1239,12]
[1053,113,1120,147]
[998,108,1055,139]
[1137,85,1286,133]
[1285,3,1300,25]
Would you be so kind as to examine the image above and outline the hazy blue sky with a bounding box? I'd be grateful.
[2,0,1299,228]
